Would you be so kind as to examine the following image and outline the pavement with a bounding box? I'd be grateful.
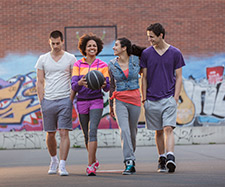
[0,144,225,187]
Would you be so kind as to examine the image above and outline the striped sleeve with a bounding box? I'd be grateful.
[98,60,110,92]
[71,60,83,92]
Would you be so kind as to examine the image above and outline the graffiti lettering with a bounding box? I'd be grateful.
[184,80,225,117]
[0,74,225,131]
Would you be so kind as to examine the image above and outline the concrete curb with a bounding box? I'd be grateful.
[0,126,224,149]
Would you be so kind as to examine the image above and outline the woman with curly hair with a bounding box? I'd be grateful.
[71,33,110,176]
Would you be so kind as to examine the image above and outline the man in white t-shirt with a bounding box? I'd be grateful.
[35,30,77,176]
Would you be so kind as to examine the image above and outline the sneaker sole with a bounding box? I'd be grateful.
[166,161,176,173]
[122,171,136,175]
[48,171,57,175]
[157,168,167,173]
[87,172,96,176]
[59,173,69,176]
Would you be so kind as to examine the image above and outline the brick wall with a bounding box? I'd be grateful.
[0,0,225,57]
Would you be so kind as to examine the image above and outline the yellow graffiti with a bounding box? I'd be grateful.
[0,99,40,123]
[177,83,195,125]
[23,83,37,96]
[0,81,20,100]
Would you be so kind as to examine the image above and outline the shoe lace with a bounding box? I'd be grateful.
[159,157,166,164]
[94,160,99,166]
[50,162,58,169]
[125,165,133,171]
[87,165,95,172]
[60,167,66,171]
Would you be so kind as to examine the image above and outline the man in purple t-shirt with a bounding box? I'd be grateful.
[140,23,185,173]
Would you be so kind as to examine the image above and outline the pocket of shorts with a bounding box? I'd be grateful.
[170,96,177,106]
[144,100,148,108]
[69,98,73,105]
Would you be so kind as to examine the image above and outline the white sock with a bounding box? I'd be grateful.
[59,160,66,168]
[159,154,166,158]
[51,155,58,162]
[166,152,174,156]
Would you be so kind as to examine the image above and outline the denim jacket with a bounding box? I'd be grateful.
[109,55,140,93]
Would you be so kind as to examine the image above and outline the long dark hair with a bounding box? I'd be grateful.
[117,37,132,56]
[131,44,146,57]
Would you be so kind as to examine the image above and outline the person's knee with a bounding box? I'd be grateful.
[59,129,69,139]
[156,130,164,137]
[120,126,130,134]
[47,132,56,139]
[163,126,173,135]
[89,128,97,142]
[89,136,97,142]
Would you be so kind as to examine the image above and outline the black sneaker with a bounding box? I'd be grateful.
[157,156,166,173]
[122,160,136,175]
[166,154,176,173]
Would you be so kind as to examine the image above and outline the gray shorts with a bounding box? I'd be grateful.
[144,96,177,130]
[41,97,73,132]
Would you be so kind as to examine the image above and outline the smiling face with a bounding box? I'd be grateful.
[85,40,98,57]
[113,40,126,56]
[147,30,162,46]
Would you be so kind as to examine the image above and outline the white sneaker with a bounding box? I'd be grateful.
[48,161,59,174]
[58,167,69,176]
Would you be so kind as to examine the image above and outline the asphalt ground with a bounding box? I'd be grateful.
[0,144,225,187]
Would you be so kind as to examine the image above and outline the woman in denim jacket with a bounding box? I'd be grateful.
[109,37,145,175]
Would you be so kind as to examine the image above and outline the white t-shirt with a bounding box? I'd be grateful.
[35,51,77,100]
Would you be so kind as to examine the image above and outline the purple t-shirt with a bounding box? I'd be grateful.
[140,45,185,101]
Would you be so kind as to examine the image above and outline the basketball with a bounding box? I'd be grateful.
[85,70,105,90]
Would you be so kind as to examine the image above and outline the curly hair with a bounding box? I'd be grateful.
[78,33,104,56]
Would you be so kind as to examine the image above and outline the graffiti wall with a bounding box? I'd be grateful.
[178,55,225,127]
[0,49,225,131]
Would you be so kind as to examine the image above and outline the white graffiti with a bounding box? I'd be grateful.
[184,79,225,117]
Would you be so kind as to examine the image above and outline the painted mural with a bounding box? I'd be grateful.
[0,48,225,131]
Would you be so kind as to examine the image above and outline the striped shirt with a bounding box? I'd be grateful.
[71,57,110,100]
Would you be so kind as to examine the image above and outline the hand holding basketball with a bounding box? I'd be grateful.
[78,76,88,87]
[101,78,107,88]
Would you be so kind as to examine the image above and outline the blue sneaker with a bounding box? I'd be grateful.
[122,160,136,175]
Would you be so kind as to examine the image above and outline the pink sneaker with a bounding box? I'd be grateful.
[86,165,96,176]
[93,160,100,170]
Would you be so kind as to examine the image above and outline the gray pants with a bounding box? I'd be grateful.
[79,109,103,146]
[115,99,141,162]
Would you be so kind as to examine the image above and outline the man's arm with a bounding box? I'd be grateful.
[174,67,183,103]
[70,68,76,101]
[36,69,45,103]
[141,68,147,103]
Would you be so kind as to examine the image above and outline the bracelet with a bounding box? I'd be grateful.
[142,99,146,103]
